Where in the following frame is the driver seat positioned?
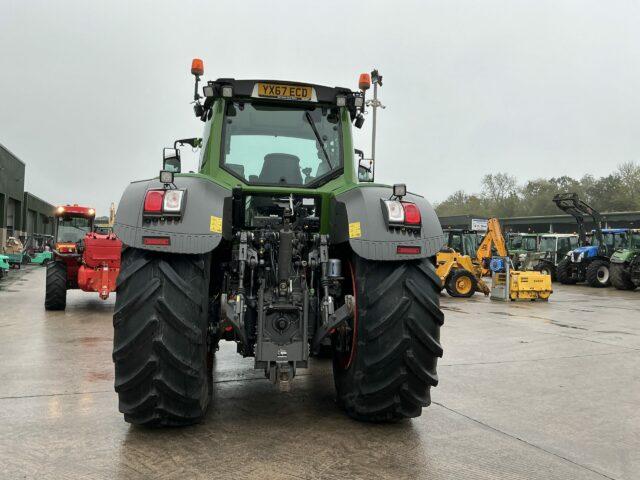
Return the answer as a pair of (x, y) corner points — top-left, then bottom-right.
(258, 154), (303, 185)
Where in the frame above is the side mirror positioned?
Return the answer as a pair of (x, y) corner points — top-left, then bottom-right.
(175, 138), (202, 149)
(163, 148), (181, 173)
(355, 149), (374, 182)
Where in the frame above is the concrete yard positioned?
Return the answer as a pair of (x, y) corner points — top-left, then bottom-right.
(0, 266), (638, 480)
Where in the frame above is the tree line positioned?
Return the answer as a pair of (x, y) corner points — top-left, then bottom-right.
(435, 162), (640, 218)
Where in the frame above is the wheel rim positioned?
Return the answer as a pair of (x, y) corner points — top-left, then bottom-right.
(597, 265), (609, 283)
(335, 260), (358, 370)
(541, 267), (550, 276)
(456, 276), (473, 295)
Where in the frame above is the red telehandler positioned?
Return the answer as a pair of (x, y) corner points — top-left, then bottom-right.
(44, 205), (122, 310)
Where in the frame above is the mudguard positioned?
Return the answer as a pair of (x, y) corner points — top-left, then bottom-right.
(114, 176), (232, 253)
(331, 186), (445, 261)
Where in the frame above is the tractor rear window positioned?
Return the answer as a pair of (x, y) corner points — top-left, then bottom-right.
(221, 102), (342, 187)
(592, 233), (615, 248)
(56, 216), (92, 243)
(539, 237), (556, 252)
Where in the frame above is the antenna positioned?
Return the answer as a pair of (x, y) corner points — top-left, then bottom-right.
(366, 69), (385, 164)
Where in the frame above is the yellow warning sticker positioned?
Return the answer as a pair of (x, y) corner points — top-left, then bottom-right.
(348, 222), (362, 239)
(210, 215), (222, 233)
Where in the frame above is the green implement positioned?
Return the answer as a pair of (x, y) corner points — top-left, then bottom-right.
(0, 255), (9, 278)
(28, 251), (53, 265)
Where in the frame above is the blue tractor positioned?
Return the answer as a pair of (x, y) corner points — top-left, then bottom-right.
(553, 193), (628, 287)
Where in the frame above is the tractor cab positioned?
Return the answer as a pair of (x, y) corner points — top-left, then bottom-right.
(444, 229), (480, 257)
(54, 205), (96, 252)
(610, 229), (640, 290)
(507, 233), (539, 255)
(590, 228), (629, 256)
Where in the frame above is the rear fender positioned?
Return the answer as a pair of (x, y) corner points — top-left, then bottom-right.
(331, 186), (445, 261)
(114, 176), (232, 253)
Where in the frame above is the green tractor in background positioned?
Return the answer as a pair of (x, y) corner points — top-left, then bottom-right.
(610, 229), (640, 290)
(111, 61), (446, 426)
(506, 232), (540, 270)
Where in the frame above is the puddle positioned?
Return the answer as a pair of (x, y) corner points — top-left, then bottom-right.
(490, 311), (516, 317)
(86, 371), (113, 382)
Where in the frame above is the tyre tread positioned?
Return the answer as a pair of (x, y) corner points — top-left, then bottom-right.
(44, 261), (67, 311)
(334, 257), (443, 422)
(113, 249), (210, 427)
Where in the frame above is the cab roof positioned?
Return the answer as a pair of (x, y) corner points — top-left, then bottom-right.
(599, 228), (628, 234)
(540, 233), (578, 238)
(204, 78), (356, 105)
(55, 205), (95, 217)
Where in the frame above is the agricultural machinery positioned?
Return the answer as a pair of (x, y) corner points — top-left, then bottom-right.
(111, 61), (445, 426)
(553, 193), (628, 287)
(0, 254), (8, 278)
(44, 205), (122, 310)
(610, 229), (640, 290)
(437, 229), (489, 297)
(519, 233), (579, 280)
(22, 234), (54, 265)
(2, 237), (27, 268)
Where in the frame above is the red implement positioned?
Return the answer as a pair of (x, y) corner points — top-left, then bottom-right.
(77, 232), (122, 299)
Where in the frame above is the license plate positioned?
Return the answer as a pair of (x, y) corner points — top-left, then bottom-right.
(256, 83), (313, 101)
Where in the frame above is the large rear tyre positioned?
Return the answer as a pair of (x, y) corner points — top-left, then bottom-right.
(586, 259), (610, 288)
(610, 263), (636, 291)
(332, 256), (444, 422)
(445, 269), (477, 298)
(556, 257), (576, 285)
(44, 261), (67, 310)
(113, 248), (211, 427)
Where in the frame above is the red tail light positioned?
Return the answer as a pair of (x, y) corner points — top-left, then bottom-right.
(402, 202), (421, 226)
(143, 236), (170, 246)
(144, 190), (165, 212)
(397, 246), (421, 255)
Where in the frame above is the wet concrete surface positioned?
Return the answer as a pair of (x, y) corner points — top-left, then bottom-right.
(0, 266), (638, 479)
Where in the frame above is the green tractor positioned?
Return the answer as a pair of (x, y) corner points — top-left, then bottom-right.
(112, 61), (446, 426)
(506, 232), (540, 269)
(610, 229), (640, 290)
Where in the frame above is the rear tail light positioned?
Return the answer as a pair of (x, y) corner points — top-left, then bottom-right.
(144, 189), (185, 215)
(382, 200), (405, 224)
(143, 236), (171, 246)
(144, 190), (165, 212)
(163, 190), (184, 212)
(402, 202), (421, 226)
(381, 200), (421, 228)
(397, 246), (421, 254)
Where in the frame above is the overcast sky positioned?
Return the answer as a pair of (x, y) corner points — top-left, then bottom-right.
(2, 0), (639, 215)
